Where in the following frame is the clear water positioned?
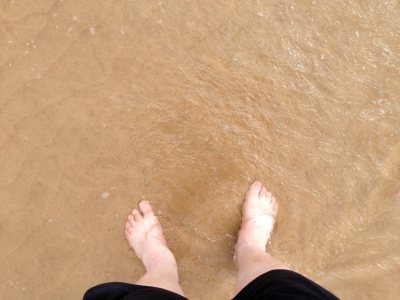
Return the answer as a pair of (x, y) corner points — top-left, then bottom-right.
(0, 1), (399, 299)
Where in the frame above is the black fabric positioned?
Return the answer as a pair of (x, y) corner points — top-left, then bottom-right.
(83, 270), (339, 300)
(83, 282), (188, 300)
(232, 269), (339, 300)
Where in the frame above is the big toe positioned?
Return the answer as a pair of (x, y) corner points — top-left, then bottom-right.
(246, 181), (262, 201)
(139, 200), (154, 216)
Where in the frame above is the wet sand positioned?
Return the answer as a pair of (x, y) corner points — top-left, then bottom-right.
(0, 1), (399, 299)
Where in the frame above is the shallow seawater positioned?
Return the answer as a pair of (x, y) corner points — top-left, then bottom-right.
(0, 1), (399, 299)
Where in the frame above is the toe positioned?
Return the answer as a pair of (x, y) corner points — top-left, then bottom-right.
(139, 200), (154, 216)
(259, 185), (267, 198)
(272, 197), (278, 215)
(128, 215), (135, 226)
(125, 223), (132, 235)
(252, 180), (262, 186)
(265, 192), (272, 202)
(246, 181), (262, 199)
(132, 209), (142, 221)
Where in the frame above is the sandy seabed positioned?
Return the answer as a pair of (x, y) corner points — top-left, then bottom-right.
(1, 1), (399, 299)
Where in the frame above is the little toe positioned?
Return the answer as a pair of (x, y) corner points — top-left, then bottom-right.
(139, 200), (154, 216)
(132, 209), (142, 221)
(125, 223), (132, 235)
(272, 197), (278, 215)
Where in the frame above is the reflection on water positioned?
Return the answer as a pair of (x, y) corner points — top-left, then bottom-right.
(0, 1), (399, 299)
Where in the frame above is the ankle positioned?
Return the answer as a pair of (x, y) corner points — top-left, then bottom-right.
(145, 255), (179, 273)
(235, 235), (268, 255)
(237, 219), (272, 244)
(143, 251), (178, 276)
(235, 245), (268, 266)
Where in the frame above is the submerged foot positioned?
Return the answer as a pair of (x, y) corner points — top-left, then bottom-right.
(125, 201), (177, 273)
(235, 181), (278, 264)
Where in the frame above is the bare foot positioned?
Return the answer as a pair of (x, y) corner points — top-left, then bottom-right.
(125, 200), (177, 272)
(234, 181), (278, 264)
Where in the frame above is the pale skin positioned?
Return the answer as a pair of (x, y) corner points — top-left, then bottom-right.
(124, 181), (290, 297)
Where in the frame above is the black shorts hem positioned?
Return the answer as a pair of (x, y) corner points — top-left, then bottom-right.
(83, 281), (188, 300)
(232, 269), (339, 300)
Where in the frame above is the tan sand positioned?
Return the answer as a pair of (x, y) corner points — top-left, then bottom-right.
(0, 1), (399, 299)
